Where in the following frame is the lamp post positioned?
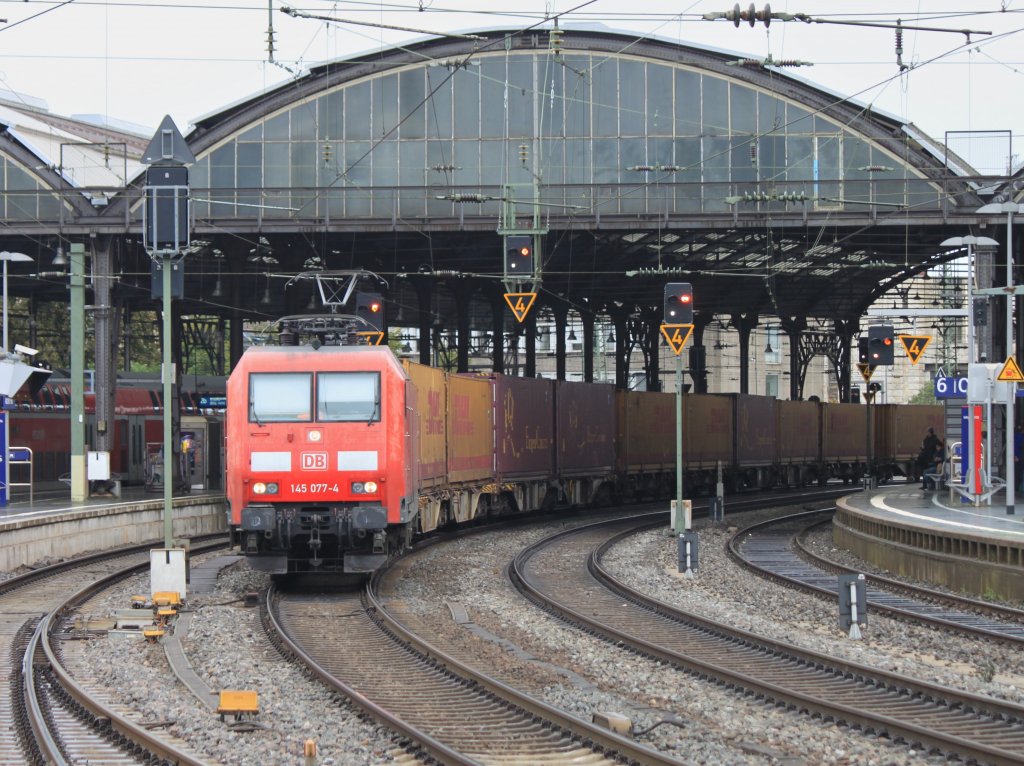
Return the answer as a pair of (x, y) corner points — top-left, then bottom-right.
(977, 202), (1023, 515)
(0, 251), (32, 352)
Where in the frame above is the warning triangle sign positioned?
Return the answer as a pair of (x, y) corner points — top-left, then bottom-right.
(997, 355), (1024, 382)
(659, 323), (694, 355)
(898, 335), (931, 365)
(504, 292), (537, 323)
(357, 331), (385, 346)
(857, 363), (876, 382)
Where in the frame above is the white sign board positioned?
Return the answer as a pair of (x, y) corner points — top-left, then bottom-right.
(968, 363), (1012, 403)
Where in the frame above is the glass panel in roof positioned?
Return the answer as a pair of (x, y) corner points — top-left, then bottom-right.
(619, 60), (644, 137)
(647, 64), (672, 137)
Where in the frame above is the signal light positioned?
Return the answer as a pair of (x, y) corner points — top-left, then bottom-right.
(355, 291), (385, 332)
(867, 325), (895, 365)
(504, 235), (534, 278)
(663, 282), (694, 324)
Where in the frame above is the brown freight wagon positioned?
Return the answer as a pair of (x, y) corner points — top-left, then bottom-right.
(777, 400), (822, 485)
(821, 402), (869, 482)
(556, 380), (616, 505)
(733, 394), (778, 488)
(615, 390), (675, 499)
(874, 403), (944, 480)
(683, 394), (734, 471)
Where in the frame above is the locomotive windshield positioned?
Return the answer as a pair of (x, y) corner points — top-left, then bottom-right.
(249, 372), (313, 422)
(317, 372), (380, 422)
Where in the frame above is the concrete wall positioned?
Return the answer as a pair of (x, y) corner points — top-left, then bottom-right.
(0, 496), (227, 572)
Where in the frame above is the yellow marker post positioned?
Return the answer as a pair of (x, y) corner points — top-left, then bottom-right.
(857, 363), (876, 382)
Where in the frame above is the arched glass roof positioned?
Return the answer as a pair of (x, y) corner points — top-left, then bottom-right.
(187, 41), (945, 224)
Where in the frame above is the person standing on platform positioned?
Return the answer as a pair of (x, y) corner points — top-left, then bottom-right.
(919, 427), (939, 488)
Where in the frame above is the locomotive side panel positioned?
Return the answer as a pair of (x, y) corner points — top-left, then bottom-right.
(447, 374), (494, 485)
(615, 390), (675, 472)
(493, 374), (555, 481)
(555, 380), (615, 476)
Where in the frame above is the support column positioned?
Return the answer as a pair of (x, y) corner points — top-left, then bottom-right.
(490, 290), (505, 374)
(780, 317), (807, 401)
(731, 313), (759, 395)
(690, 315), (712, 394)
(455, 285), (471, 373)
(69, 243), (87, 503)
(645, 318), (661, 391)
(92, 236), (115, 454)
(415, 279), (432, 366)
(610, 309), (628, 390)
(525, 312), (537, 378)
(552, 303), (568, 381)
(582, 313), (595, 383)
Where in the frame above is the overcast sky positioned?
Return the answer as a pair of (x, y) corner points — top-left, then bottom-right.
(1, 1), (1022, 170)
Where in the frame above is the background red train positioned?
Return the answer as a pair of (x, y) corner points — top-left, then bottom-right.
(226, 345), (941, 574)
(6, 374), (225, 490)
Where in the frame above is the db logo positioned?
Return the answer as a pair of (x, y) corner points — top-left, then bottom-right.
(301, 452), (328, 470)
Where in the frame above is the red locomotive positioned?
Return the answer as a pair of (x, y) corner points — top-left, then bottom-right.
(226, 343), (942, 575)
(226, 346), (416, 573)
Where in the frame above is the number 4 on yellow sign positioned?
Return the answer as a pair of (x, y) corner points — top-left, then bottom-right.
(660, 324), (694, 355)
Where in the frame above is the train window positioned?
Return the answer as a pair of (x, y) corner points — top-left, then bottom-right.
(250, 373), (313, 422)
(316, 372), (380, 422)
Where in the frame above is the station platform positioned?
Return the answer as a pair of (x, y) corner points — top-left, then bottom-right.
(835, 483), (1024, 602)
(0, 485), (227, 573)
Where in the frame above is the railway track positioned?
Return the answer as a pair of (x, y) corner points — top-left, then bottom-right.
(728, 508), (1024, 643)
(267, 578), (682, 764)
(0, 539), (225, 766)
(510, 512), (1024, 766)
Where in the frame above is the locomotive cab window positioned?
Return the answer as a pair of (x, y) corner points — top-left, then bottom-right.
(317, 372), (380, 422)
(249, 373), (313, 422)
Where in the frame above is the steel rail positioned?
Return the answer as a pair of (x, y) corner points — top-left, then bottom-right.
(23, 536), (229, 766)
(508, 512), (1024, 766)
(728, 508), (1024, 643)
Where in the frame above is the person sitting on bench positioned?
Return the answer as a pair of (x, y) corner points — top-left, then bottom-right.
(922, 441), (946, 490)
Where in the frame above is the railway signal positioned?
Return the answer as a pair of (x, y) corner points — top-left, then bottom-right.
(355, 292), (385, 332)
(504, 235), (534, 278)
(867, 325), (894, 365)
(663, 282), (693, 324)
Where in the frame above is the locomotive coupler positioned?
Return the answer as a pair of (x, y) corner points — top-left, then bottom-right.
(308, 525), (322, 567)
(372, 530), (386, 555)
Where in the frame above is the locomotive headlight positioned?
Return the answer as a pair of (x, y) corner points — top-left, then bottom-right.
(253, 482), (267, 494)
(308, 429), (322, 442)
(362, 481), (378, 494)
(352, 482), (364, 494)
(266, 482), (279, 494)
